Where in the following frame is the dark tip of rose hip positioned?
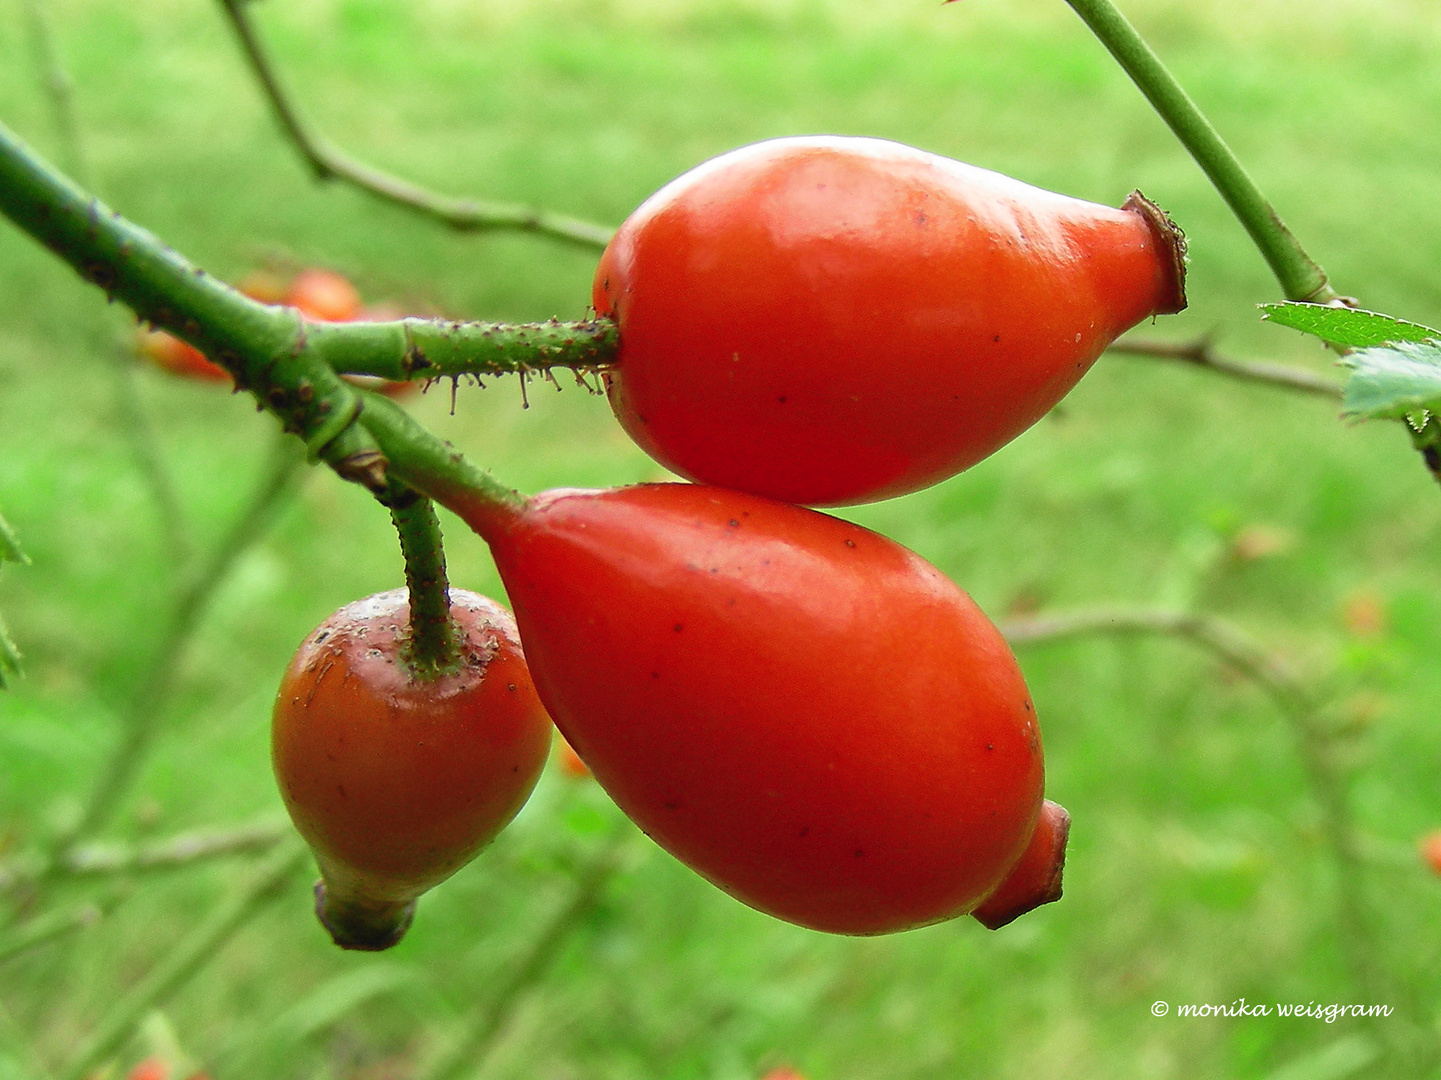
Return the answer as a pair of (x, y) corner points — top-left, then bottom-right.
(313, 879), (416, 951)
(970, 800), (1071, 931)
(1122, 190), (1188, 316)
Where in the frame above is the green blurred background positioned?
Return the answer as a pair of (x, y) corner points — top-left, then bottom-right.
(2, 0), (1441, 1076)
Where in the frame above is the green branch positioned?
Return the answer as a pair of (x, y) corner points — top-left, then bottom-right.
(214, 0), (614, 250)
(0, 899), (104, 967)
(0, 819), (289, 893)
(0, 121), (615, 476)
(1058, 0), (1339, 304)
(0, 116), (608, 532)
(306, 316), (615, 383)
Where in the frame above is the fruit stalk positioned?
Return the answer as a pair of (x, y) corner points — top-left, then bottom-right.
(1059, 0), (1338, 303)
(384, 485), (461, 677)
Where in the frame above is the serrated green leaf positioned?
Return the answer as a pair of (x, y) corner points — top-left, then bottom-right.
(1260, 302), (1441, 348)
(1340, 340), (1441, 420)
(0, 512), (25, 565)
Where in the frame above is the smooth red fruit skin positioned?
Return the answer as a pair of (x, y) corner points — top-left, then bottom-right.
(970, 799), (1069, 928)
(485, 484), (1045, 935)
(594, 136), (1185, 506)
(272, 590), (552, 914)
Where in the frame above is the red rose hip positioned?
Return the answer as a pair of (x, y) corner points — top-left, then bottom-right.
(595, 136), (1185, 505)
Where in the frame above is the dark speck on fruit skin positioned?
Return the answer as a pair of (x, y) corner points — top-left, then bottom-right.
(673, 623), (684, 633)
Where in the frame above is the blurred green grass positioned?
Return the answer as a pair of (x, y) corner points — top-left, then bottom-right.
(2, 0), (1441, 1077)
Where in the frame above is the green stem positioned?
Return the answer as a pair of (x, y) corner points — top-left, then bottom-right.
(387, 488), (461, 677)
(0, 119), (616, 471)
(356, 392), (530, 541)
(1060, 0), (1338, 304)
(55, 842), (307, 1080)
(306, 316), (616, 383)
(214, 0), (614, 249)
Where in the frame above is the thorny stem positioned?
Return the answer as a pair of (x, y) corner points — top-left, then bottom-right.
(1000, 609), (1399, 1052)
(1107, 337), (1343, 400)
(214, 0), (614, 250)
(20, 4), (198, 566)
(55, 841), (307, 1080)
(421, 830), (632, 1080)
(1056, 0), (1339, 304)
(386, 488), (461, 677)
(57, 436), (306, 853)
(0, 119), (614, 498)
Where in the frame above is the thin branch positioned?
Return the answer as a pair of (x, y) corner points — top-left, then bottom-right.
(0, 900), (104, 966)
(58, 437), (306, 851)
(55, 842), (307, 1080)
(420, 831), (632, 1080)
(213, 0), (613, 250)
(0, 819), (288, 893)
(1108, 337), (1343, 400)
(18, 0), (89, 187)
(1000, 608), (1391, 1014)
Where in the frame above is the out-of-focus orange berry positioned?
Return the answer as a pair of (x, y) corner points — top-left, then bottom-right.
(125, 1058), (168, 1080)
(1230, 523), (1295, 562)
(135, 326), (229, 383)
(236, 270), (291, 305)
(286, 268), (363, 322)
(1418, 831), (1441, 875)
(1341, 589), (1387, 638)
(556, 735), (591, 780)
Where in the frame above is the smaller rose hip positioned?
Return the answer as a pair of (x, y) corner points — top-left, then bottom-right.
(272, 589), (552, 949)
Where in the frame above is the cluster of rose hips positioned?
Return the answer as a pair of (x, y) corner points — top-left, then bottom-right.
(270, 136), (1187, 949)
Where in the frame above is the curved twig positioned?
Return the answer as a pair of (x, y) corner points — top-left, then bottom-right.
(420, 829), (632, 1080)
(55, 842), (307, 1080)
(1108, 337), (1343, 400)
(214, 0), (613, 250)
(1001, 608), (1390, 1013)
